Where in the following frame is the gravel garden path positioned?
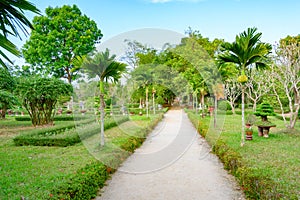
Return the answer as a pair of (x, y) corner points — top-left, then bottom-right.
(96, 109), (245, 200)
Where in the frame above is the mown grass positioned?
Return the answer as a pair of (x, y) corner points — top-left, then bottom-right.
(187, 110), (300, 199)
(0, 113), (164, 200)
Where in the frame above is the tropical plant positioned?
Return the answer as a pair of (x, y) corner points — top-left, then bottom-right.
(82, 49), (127, 146)
(0, 0), (40, 68)
(15, 76), (73, 126)
(218, 27), (272, 146)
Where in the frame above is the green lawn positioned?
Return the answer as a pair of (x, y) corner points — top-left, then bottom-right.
(187, 110), (300, 199)
(0, 114), (162, 200)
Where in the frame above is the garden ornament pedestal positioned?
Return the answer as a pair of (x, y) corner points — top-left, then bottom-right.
(257, 125), (276, 138)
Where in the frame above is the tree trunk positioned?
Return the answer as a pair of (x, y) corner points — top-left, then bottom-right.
(1, 105), (7, 119)
(195, 92), (198, 115)
(253, 101), (257, 112)
(261, 116), (268, 121)
(201, 94), (205, 118)
(192, 93), (195, 110)
(230, 102), (235, 115)
(290, 103), (300, 129)
(152, 92), (155, 114)
(241, 86), (245, 146)
(99, 81), (105, 147)
(146, 87), (149, 117)
(214, 95), (217, 128)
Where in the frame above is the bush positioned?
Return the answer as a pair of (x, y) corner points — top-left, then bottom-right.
(226, 110), (233, 115)
(15, 115), (88, 121)
(50, 161), (110, 200)
(13, 117), (129, 147)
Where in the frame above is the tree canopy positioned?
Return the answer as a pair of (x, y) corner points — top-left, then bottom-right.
(22, 4), (102, 83)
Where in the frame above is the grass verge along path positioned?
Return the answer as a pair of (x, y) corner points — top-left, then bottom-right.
(186, 109), (300, 200)
(0, 113), (164, 199)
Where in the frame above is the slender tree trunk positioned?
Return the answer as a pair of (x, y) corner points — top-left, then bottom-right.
(290, 103), (300, 129)
(152, 92), (155, 114)
(146, 87), (149, 117)
(99, 81), (105, 147)
(253, 101), (257, 112)
(214, 95), (217, 128)
(110, 97), (113, 115)
(192, 93), (195, 110)
(201, 94), (205, 118)
(241, 86), (245, 146)
(195, 92), (198, 115)
(230, 102), (235, 115)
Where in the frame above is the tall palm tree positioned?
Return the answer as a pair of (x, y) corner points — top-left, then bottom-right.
(83, 49), (127, 146)
(218, 27), (272, 146)
(0, 0), (40, 67)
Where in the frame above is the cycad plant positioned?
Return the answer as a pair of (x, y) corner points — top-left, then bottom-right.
(83, 49), (127, 146)
(218, 27), (272, 146)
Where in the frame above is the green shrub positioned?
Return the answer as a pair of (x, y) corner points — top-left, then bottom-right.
(15, 115), (88, 121)
(13, 117), (129, 147)
(226, 110), (233, 115)
(50, 161), (109, 200)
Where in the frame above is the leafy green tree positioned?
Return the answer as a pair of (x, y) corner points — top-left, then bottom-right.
(0, 68), (18, 119)
(171, 33), (221, 122)
(22, 5), (102, 83)
(218, 27), (272, 146)
(16, 76), (73, 126)
(0, 0), (40, 68)
(82, 49), (127, 146)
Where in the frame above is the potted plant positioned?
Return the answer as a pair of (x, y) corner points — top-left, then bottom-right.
(245, 126), (253, 140)
(254, 101), (276, 138)
(245, 114), (256, 140)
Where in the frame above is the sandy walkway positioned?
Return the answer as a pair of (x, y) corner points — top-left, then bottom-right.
(96, 109), (245, 200)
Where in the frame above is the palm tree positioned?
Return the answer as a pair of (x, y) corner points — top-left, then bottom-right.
(83, 49), (127, 146)
(0, 0), (40, 67)
(218, 27), (272, 146)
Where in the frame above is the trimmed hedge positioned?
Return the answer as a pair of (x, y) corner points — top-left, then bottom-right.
(185, 110), (285, 200)
(50, 161), (110, 200)
(50, 113), (165, 199)
(15, 115), (89, 121)
(13, 117), (129, 147)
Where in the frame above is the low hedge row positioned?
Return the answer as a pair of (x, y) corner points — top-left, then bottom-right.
(50, 161), (110, 200)
(185, 110), (284, 200)
(50, 112), (166, 199)
(15, 115), (89, 121)
(13, 117), (129, 147)
(275, 112), (300, 120)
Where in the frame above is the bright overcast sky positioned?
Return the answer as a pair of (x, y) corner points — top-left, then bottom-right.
(9, 0), (300, 64)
